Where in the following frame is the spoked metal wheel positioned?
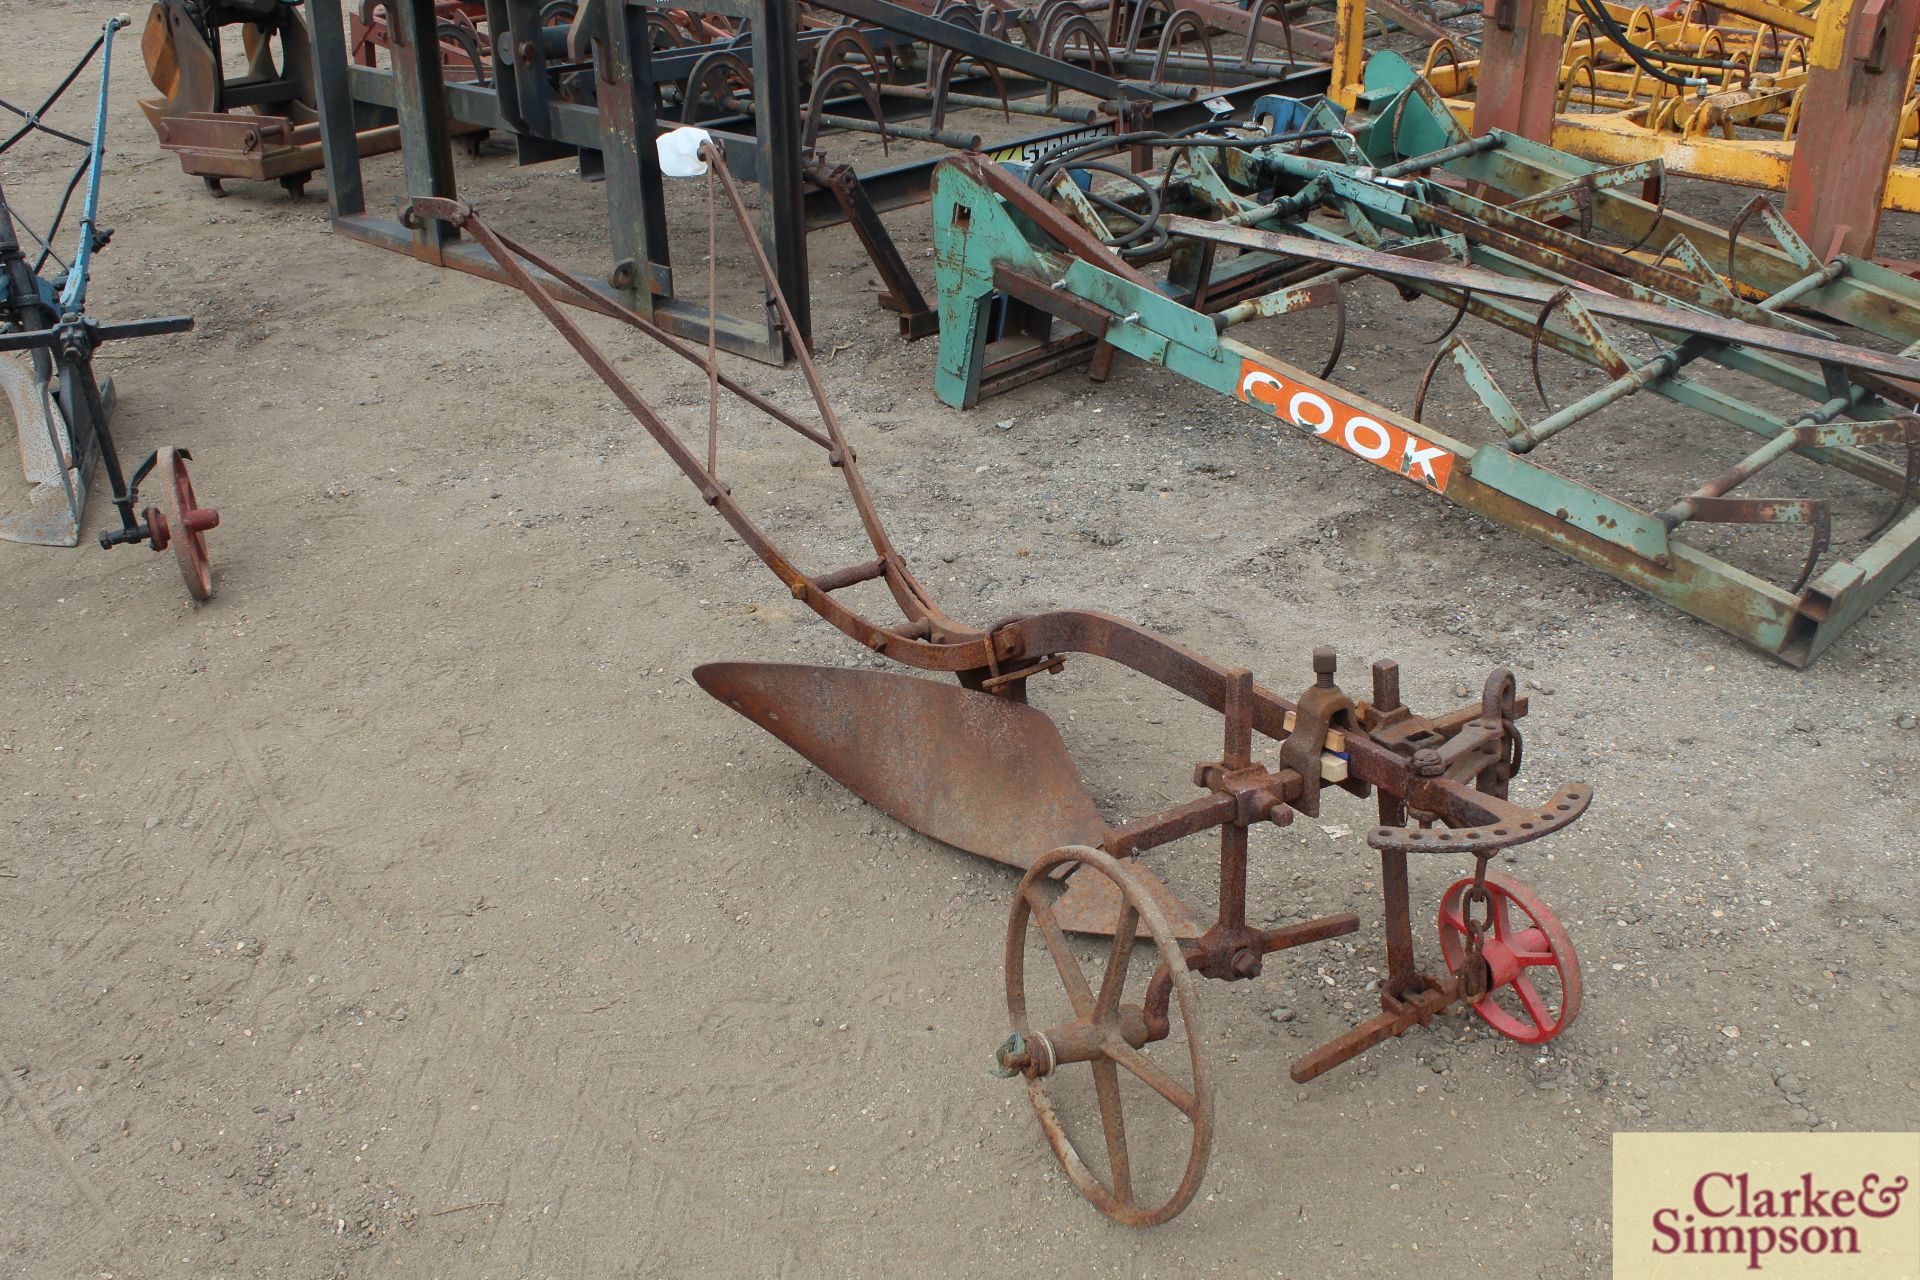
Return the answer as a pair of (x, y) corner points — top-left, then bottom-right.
(1002, 845), (1213, 1226)
(1437, 871), (1582, 1045)
(146, 445), (218, 601)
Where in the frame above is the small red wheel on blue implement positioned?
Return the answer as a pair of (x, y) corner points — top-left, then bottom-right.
(146, 445), (219, 601)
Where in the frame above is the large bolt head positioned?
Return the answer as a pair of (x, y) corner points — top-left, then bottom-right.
(1312, 646), (1338, 687)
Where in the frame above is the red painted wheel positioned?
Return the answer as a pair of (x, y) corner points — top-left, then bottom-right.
(151, 446), (218, 601)
(1437, 872), (1581, 1045)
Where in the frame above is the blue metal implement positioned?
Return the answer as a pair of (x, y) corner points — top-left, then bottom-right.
(1, 20), (208, 595)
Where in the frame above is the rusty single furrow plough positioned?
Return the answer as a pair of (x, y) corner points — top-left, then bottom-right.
(405, 139), (1591, 1226)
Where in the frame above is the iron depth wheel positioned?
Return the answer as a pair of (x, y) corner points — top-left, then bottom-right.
(151, 446), (218, 600)
(1437, 871), (1582, 1045)
(1003, 845), (1214, 1227)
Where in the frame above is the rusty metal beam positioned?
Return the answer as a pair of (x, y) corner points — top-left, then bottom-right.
(1783, 0), (1920, 259)
(1471, 0), (1567, 138)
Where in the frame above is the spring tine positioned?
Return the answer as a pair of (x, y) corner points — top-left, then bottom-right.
(1317, 282), (1347, 380)
(1043, 15), (1114, 104)
(810, 21), (875, 82)
(1530, 286), (1572, 411)
(1152, 13), (1217, 89)
(1388, 88), (1415, 163)
(1412, 335), (1458, 424)
(1862, 418), (1920, 541)
(806, 65), (889, 155)
(1682, 495), (1835, 595)
(1791, 501), (1832, 594)
(1149, 14), (1176, 83)
(1123, 0), (1156, 53)
(1621, 179), (1669, 254)
(928, 47), (955, 129)
(1725, 192), (1774, 281)
(1423, 286), (1471, 345)
(983, 57), (1012, 123)
(683, 50), (752, 125)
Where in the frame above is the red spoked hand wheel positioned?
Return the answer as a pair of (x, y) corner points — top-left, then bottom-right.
(1437, 872), (1582, 1045)
(144, 446), (219, 601)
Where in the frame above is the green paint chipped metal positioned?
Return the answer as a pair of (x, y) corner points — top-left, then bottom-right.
(928, 60), (1920, 665)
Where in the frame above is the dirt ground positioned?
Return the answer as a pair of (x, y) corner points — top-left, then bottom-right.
(4, 4), (1919, 1277)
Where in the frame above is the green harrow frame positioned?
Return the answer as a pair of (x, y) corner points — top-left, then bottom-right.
(930, 54), (1920, 666)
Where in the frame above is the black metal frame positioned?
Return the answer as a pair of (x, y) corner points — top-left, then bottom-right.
(306, 0), (1329, 363)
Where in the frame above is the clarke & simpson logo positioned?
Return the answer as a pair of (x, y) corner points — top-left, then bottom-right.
(1652, 1170), (1908, 1269)
(1614, 1133), (1920, 1279)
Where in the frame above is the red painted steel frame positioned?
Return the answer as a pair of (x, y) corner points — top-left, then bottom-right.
(1470, 0), (1566, 139)
(1784, 0), (1920, 259)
